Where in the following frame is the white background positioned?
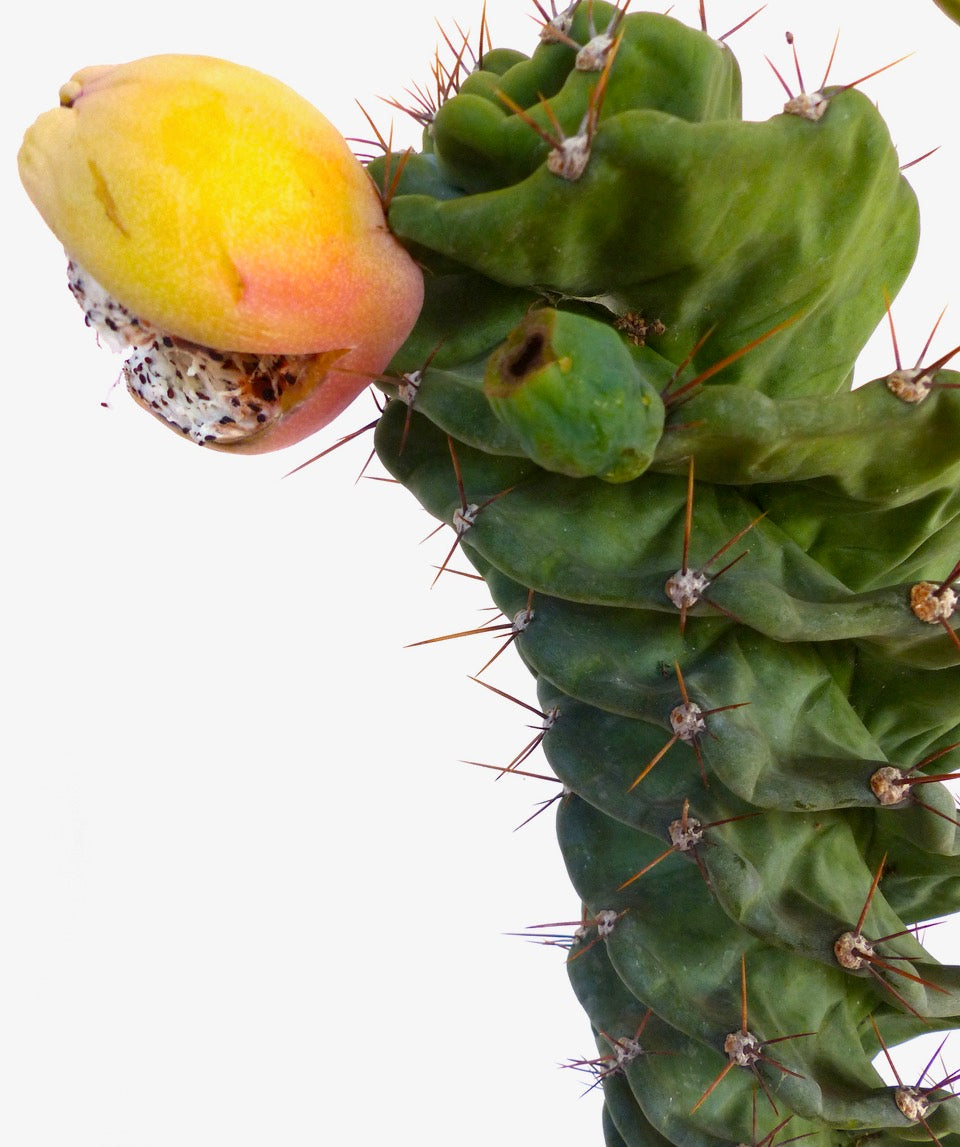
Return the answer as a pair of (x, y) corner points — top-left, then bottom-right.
(3, 1), (959, 1144)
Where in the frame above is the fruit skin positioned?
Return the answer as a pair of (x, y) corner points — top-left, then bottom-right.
(18, 54), (424, 450)
(366, 5), (960, 1146)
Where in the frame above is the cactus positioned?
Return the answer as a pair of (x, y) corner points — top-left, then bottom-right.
(367, 4), (960, 1144)
(14, 2), (960, 1145)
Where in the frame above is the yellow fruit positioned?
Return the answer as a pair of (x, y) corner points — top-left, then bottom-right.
(19, 54), (424, 450)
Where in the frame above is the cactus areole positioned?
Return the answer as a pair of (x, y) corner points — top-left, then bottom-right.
(19, 4), (960, 1147)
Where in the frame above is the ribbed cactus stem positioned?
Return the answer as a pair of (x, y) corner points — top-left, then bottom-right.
(363, 4), (960, 1144)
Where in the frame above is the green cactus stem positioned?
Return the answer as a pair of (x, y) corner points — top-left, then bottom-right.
(362, 4), (960, 1145)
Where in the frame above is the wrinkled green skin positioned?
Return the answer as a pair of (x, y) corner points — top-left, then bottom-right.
(368, 7), (960, 1146)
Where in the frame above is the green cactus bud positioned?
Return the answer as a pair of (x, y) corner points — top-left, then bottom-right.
(483, 307), (667, 482)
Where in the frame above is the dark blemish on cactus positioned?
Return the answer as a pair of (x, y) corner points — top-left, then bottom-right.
(507, 332), (547, 378)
